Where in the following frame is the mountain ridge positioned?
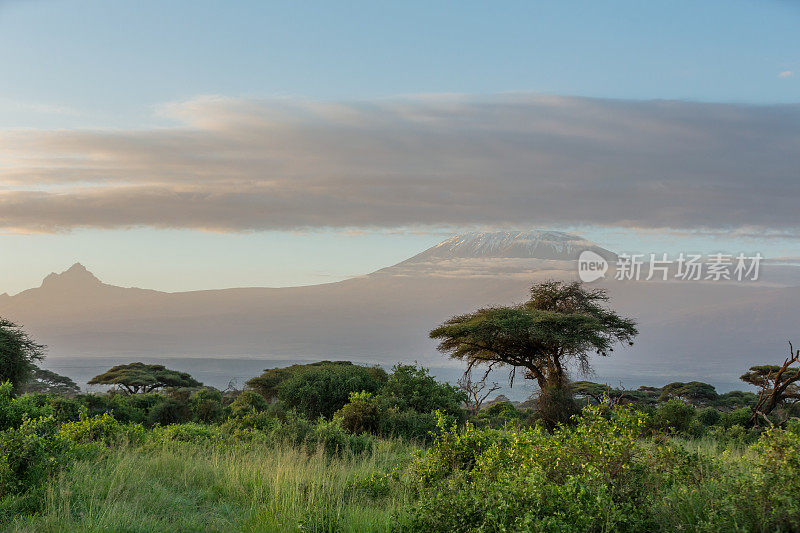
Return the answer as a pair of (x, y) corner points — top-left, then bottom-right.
(6, 230), (605, 296)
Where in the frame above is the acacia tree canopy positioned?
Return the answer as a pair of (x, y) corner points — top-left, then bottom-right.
(740, 365), (800, 397)
(88, 362), (201, 394)
(0, 318), (46, 394)
(429, 280), (638, 390)
(741, 357), (800, 424)
(22, 366), (81, 396)
(659, 381), (719, 405)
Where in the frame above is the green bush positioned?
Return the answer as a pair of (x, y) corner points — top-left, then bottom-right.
(75, 393), (147, 424)
(336, 391), (382, 434)
(651, 398), (696, 434)
(402, 405), (800, 532)
(276, 363), (386, 420)
(0, 416), (72, 498)
(223, 408), (285, 434)
(405, 407), (655, 531)
(335, 390), (451, 442)
(229, 390), (270, 418)
(0, 385), (53, 430)
(48, 396), (85, 423)
(719, 406), (752, 428)
(146, 397), (192, 426)
(696, 406), (721, 426)
(189, 388), (223, 423)
(310, 418), (374, 456)
(379, 364), (465, 419)
(59, 412), (145, 448)
(377, 408), (441, 442)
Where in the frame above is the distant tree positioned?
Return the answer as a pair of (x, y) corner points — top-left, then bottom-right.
(714, 390), (758, 410)
(741, 342), (800, 425)
(572, 381), (638, 407)
(0, 318), (46, 394)
(22, 366), (80, 396)
(430, 281), (638, 392)
(659, 381), (719, 406)
(88, 362), (201, 394)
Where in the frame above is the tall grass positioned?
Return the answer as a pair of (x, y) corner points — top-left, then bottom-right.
(9, 438), (415, 532)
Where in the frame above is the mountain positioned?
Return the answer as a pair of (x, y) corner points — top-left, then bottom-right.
(40, 263), (102, 290)
(403, 230), (615, 262)
(0, 230), (797, 393)
(378, 230), (612, 278)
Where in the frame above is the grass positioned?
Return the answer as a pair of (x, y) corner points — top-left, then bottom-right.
(4, 410), (799, 532)
(8, 439), (415, 532)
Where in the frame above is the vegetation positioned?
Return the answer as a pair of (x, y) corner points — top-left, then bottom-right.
(430, 281), (637, 425)
(742, 342), (800, 425)
(430, 281), (638, 391)
(1, 284), (800, 531)
(0, 319), (45, 394)
(247, 361), (387, 419)
(87, 362), (202, 394)
(21, 366), (80, 396)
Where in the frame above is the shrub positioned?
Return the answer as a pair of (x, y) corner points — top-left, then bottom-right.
(719, 406), (752, 429)
(0, 416), (72, 498)
(747, 425), (800, 528)
(335, 391), (449, 442)
(0, 386), (53, 430)
(335, 391), (381, 434)
(59, 412), (145, 448)
(651, 398), (696, 434)
(276, 363), (387, 420)
(404, 406), (655, 531)
(476, 401), (528, 429)
(247, 361), (387, 403)
(696, 406), (721, 426)
(49, 396), (85, 423)
(308, 418), (374, 456)
(379, 364), (465, 419)
(229, 390), (270, 417)
(189, 388), (223, 423)
(75, 393), (147, 424)
(146, 397), (191, 426)
(223, 409), (285, 433)
(377, 408), (441, 442)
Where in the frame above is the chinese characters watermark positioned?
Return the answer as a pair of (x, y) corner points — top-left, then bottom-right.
(578, 250), (762, 283)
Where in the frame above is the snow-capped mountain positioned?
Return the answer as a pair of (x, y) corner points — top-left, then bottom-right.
(404, 230), (616, 262)
(376, 230), (614, 278)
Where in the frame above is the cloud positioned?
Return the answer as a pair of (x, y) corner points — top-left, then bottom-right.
(0, 94), (799, 233)
(779, 70), (795, 78)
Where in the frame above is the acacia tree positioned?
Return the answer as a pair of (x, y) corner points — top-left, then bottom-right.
(741, 342), (800, 425)
(88, 362), (201, 394)
(658, 381), (719, 406)
(22, 366), (81, 396)
(573, 381), (630, 406)
(430, 280), (638, 392)
(0, 318), (46, 394)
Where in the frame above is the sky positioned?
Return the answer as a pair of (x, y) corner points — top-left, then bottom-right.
(1, 0), (798, 294)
